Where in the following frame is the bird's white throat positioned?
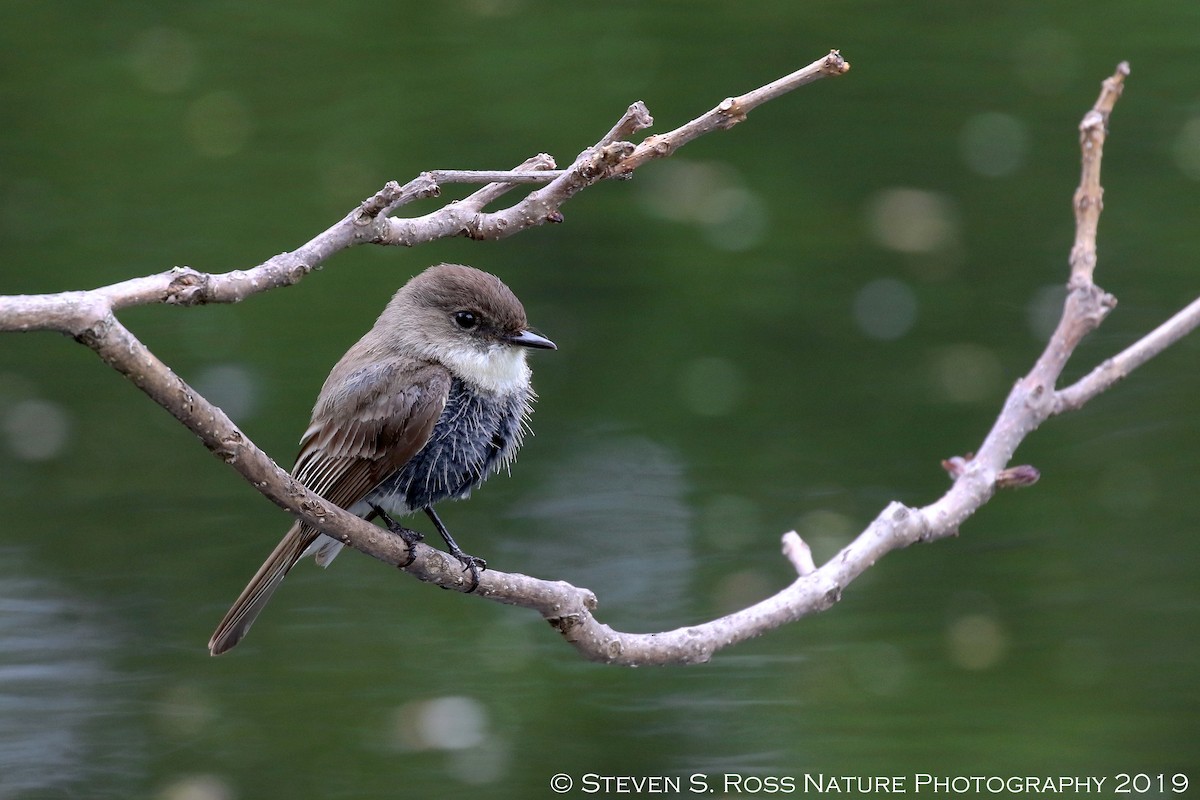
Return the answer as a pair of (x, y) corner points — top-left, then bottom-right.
(440, 342), (531, 394)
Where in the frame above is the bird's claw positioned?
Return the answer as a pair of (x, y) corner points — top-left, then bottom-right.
(370, 504), (424, 567)
(452, 552), (486, 593)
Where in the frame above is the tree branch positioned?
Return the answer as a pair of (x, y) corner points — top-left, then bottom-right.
(1, 58), (1193, 666)
(0, 50), (849, 331)
(1054, 294), (1200, 413)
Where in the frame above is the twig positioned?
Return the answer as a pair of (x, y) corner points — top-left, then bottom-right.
(378, 51), (850, 244)
(1069, 63), (1129, 287)
(613, 50), (851, 175)
(1054, 294), (1200, 413)
(426, 168), (567, 184)
(781, 532), (817, 577)
(457, 154), (560, 213)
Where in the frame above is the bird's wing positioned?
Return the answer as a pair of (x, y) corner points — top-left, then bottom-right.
(207, 362), (451, 655)
(293, 361), (452, 513)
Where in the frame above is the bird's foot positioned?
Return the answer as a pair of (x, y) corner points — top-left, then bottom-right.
(370, 504), (424, 567)
(449, 550), (486, 593)
(422, 506), (486, 593)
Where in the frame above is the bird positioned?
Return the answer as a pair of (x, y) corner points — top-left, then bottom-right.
(208, 263), (556, 655)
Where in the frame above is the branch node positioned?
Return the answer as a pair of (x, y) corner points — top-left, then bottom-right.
(573, 142), (636, 182)
(641, 134), (674, 159)
(598, 101), (654, 146)
(358, 180), (405, 220)
(290, 263), (311, 283)
(519, 153), (559, 174)
(716, 97), (747, 127)
(72, 310), (114, 348)
(548, 613), (586, 635)
(603, 637), (624, 662)
(823, 49), (851, 75)
(941, 453), (975, 480)
(368, 176), (442, 223)
(165, 267), (210, 306)
(599, 141), (636, 165)
(581, 588), (598, 611)
(626, 101), (653, 130)
(216, 431), (245, 464)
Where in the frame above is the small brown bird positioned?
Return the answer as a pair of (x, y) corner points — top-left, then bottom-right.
(208, 263), (555, 655)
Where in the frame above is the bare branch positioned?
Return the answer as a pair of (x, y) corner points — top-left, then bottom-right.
(614, 50), (851, 175)
(378, 50), (851, 245)
(533, 59), (1189, 666)
(1054, 294), (1200, 413)
(1069, 62), (1129, 288)
(457, 154), (560, 213)
(427, 167), (566, 185)
(2, 57), (1196, 667)
(781, 532), (817, 577)
(598, 101), (654, 147)
(0, 51), (854, 664)
(0, 50), (850, 334)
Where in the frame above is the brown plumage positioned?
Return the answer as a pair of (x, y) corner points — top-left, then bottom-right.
(208, 264), (555, 655)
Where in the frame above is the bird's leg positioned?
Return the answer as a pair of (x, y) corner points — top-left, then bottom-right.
(423, 506), (486, 592)
(368, 504), (424, 567)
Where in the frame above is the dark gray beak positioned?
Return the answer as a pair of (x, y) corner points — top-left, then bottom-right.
(508, 328), (557, 350)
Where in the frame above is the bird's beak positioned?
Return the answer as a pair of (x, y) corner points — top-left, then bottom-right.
(508, 328), (557, 350)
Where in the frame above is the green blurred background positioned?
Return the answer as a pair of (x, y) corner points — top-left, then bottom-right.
(2, 2), (1198, 798)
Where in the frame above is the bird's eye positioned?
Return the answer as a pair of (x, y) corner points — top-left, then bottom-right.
(453, 310), (478, 330)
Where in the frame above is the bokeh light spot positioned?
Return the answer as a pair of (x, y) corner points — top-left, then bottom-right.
(853, 278), (917, 340)
(638, 160), (768, 251)
(391, 696), (488, 752)
(960, 112), (1029, 177)
(700, 186), (769, 252)
(945, 612), (1007, 670)
(3, 398), (71, 462)
(1171, 117), (1200, 181)
(192, 363), (259, 422)
(1026, 283), (1066, 341)
(128, 27), (198, 94)
(155, 775), (233, 800)
(928, 343), (1004, 403)
(867, 188), (958, 255)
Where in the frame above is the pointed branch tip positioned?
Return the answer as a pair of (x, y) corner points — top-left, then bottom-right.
(782, 531), (817, 576)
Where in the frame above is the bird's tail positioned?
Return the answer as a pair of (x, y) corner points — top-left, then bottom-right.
(208, 522), (317, 655)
